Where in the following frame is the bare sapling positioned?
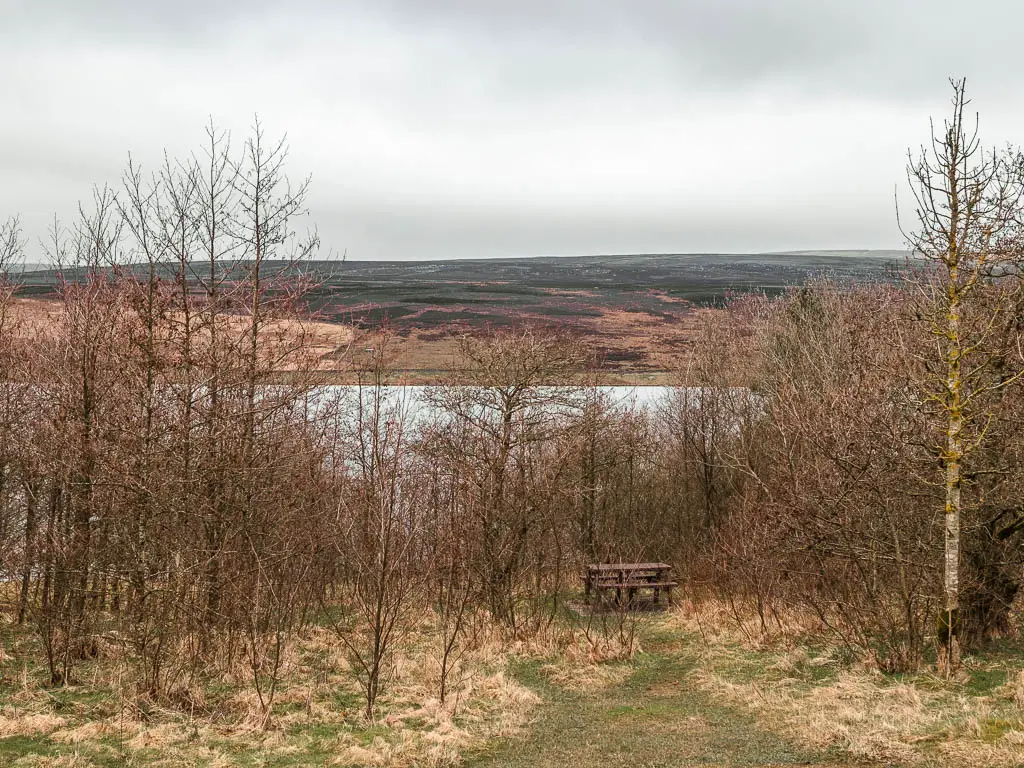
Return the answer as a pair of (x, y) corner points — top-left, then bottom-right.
(417, 450), (474, 705)
(328, 338), (424, 719)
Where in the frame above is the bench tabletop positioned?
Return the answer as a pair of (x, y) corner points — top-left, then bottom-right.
(586, 562), (671, 571)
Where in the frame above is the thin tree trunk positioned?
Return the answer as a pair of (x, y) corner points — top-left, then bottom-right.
(940, 285), (963, 675)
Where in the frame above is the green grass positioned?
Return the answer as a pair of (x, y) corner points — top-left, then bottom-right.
(965, 667), (1007, 696)
(465, 629), (839, 768)
(0, 735), (133, 768)
(0, 735), (61, 761)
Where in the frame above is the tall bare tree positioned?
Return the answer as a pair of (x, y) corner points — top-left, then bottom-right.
(902, 79), (1024, 674)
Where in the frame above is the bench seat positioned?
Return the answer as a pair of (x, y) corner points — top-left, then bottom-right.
(584, 577), (678, 588)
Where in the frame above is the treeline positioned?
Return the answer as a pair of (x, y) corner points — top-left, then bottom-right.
(683, 281), (1024, 671)
(0, 123), (721, 723)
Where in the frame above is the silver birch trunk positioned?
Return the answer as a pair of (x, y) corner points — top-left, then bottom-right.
(940, 268), (963, 675)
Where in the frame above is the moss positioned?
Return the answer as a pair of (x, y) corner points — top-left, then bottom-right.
(979, 717), (1017, 743)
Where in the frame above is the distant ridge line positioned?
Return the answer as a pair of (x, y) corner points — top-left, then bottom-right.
(10, 249), (910, 274)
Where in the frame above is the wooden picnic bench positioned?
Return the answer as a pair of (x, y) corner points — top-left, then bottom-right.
(583, 562), (677, 608)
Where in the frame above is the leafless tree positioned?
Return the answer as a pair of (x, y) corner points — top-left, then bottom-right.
(427, 328), (588, 631)
(327, 340), (424, 719)
(901, 78), (1024, 674)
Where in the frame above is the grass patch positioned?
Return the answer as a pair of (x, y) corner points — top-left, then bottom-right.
(0, 735), (61, 760)
(0, 619), (540, 768)
(670, 601), (1024, 767)
(466, 621), (826, 768)
(966, 668), (1008, 696)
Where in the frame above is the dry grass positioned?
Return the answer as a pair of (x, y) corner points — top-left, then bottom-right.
(9, 754), (97, 767)
(49, 722), (115, 745)
(536, 619), (638, 693)
(20, 596), (1022, 766)
(0, 616), (544, 768)
(540, 657), (633, 694)
(672, 600), (1024, 767)
(0, 714), (66, 738)
(666, 595), (827, 648)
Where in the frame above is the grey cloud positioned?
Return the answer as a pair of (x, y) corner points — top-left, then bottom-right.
(10, 0), (1019, 97)
(3, 0), (1023, 260)
(326, 1), (1024, 101)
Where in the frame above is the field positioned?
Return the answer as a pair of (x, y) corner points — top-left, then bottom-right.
(16, 251), (905, 382)
(3, 600), (1023, 767)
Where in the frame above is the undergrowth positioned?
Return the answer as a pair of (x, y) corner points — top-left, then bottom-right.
(5, 598), (1024, 767)
(670, 598), (1024, 767)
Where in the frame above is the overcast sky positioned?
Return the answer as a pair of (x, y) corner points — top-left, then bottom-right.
(4, 0), (1024, 261)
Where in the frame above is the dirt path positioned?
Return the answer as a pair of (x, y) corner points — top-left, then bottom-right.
(464, 632), (852, 768)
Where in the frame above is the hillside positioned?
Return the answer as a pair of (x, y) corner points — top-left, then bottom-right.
(15, 251), (905, 382)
